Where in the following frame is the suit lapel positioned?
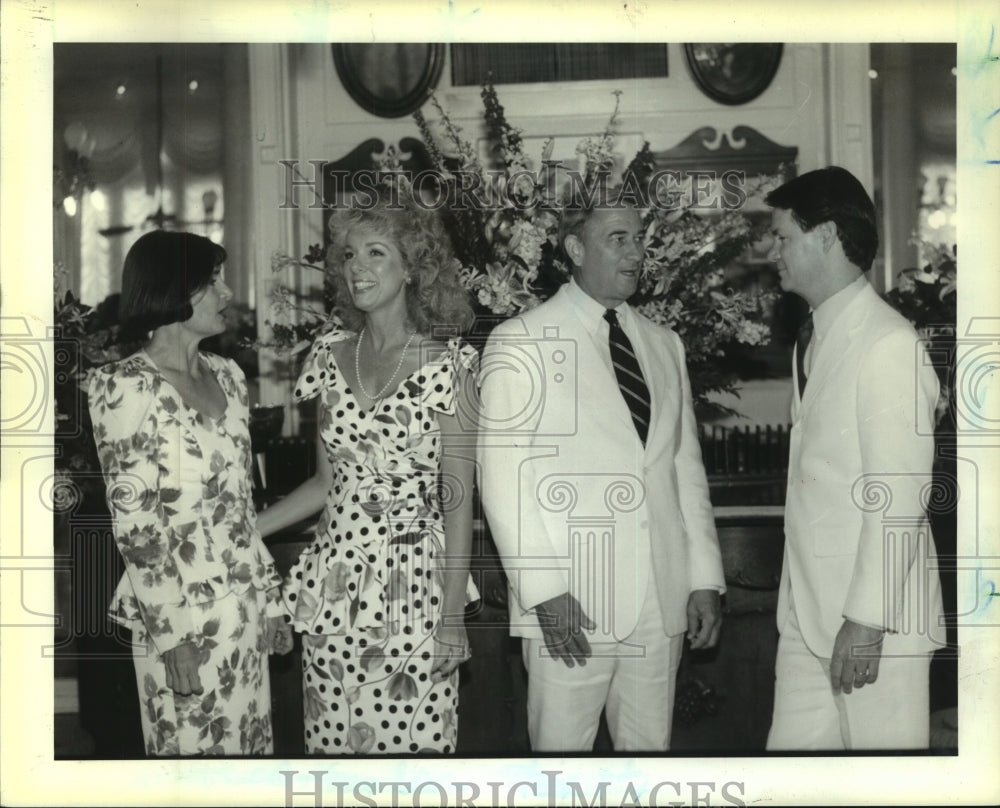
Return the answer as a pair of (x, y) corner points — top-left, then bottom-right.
(631, 315), (676, 447)
(551, 288), (636, 436)
(799, 285), (876, 412)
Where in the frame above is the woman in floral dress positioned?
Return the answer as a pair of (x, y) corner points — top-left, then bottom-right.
(89, 231), (292, 756)
(257, 188), (479, 754)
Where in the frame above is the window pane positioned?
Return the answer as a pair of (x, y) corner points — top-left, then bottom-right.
(451, 43), (668, 86)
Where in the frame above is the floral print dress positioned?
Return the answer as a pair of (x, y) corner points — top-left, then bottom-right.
(88, 351), (284, 756)
(283, 327), (479, 754)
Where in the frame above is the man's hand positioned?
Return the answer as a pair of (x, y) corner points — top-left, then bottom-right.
(163, 642), (203, 696)
(267, 616), (294, 655)
(830, 618), (884, 694)
(686, 589), (722, 650)
(534, 592), (595, 667)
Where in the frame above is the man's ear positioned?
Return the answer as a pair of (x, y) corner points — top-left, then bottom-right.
(817, 221), (839, 252)
(564, 234), (585, 267)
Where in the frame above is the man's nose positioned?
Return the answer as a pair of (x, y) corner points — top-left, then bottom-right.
(767, 240), (780, 263)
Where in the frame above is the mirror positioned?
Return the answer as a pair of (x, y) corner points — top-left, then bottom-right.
(332, 43), (445, 118)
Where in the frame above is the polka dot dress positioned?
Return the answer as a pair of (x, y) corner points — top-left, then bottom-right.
(283, 326), (479, 754)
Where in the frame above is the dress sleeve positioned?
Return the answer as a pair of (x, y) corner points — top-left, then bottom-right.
(416, 338), (480, 416)
(293, 324), (351, 402)
(88, 362), (199, 654)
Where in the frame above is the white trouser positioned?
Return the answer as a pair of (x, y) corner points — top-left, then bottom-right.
(522, 574), (684, 752)
(767, 607), (931, 750)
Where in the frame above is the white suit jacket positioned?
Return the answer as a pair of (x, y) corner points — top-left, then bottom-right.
(779, 281), (944, 657)
(478, 282), (725, 641)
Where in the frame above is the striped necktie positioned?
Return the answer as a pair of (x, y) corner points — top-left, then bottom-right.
(795, 312), (814, 398)
(604, 308), (651, 446)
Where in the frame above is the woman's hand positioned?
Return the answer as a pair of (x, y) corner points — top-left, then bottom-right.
(267, 615), (294, 655)
(163, 642), (203, 696)
(430, 624), (470, 684)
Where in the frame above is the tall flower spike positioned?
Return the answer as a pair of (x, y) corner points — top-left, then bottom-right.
(413, 107), (445, 173)
(428, 92), (482, 173)
(482, 78), (523, 166)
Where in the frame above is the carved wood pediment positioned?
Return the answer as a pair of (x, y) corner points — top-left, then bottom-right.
(651, 125), (798, 179)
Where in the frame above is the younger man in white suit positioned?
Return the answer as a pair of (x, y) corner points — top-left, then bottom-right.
(765, 166), (944, 750)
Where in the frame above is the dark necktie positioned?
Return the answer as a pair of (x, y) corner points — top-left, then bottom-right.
(795, 312), (814, 398)
(604, 308), (651, 446)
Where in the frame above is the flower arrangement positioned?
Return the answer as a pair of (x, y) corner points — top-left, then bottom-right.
(52, 266), (130, 510)
(883, 242), (957, 427)
(260, 83), (780, 413)
(410, 84), (573, 316)
(884, 242), (957, 335)
(256, 244), (334, 369)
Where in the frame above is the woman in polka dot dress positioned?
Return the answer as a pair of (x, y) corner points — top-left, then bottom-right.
(258, 188), (479, 754)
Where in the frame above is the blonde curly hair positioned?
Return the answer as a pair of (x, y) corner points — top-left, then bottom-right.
(326, 186), (474, 337)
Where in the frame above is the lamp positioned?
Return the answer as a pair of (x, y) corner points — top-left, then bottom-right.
(55, 121), (96, 215)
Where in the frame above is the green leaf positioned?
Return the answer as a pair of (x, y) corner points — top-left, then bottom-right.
(211, 503), (226, 526)
(174, 521), (197, 539)
(140, 489), (158, 511)
(203, 475), (221, 501)
(178, 540), (197, 565)
(389, 531), (424, 546)
(202, 618), (220, 637)
(387, 569), (407, 601)
(360, 645), (385, 672)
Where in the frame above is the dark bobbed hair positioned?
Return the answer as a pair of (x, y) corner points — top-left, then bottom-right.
(765, 166), (878, 272)
(326, 186), (474, 336)
(118, 230), (227, 341)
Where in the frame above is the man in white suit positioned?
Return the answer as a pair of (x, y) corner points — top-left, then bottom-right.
(478, 192), (725, 751)
(765, 167), (944, 750)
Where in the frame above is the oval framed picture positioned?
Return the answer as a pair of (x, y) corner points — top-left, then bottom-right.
(332, 43), (445, 119)
(684, 43), (784, 106)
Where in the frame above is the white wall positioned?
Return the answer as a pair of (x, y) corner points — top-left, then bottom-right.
(247, 43), (872, 425)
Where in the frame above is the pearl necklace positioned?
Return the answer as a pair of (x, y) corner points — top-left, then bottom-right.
(354, 327), (418, 401)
